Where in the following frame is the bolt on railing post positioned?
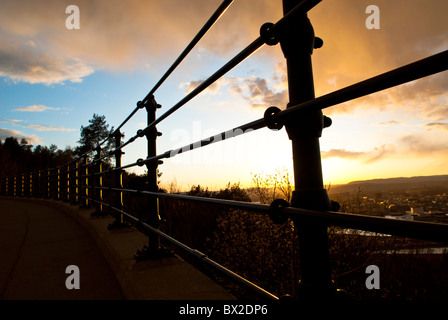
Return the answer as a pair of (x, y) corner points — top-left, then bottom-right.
(280, 0), (336, 299)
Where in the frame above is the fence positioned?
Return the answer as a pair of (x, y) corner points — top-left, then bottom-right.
(1, 0), (448, 300)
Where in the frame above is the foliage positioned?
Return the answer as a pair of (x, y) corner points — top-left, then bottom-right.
(248, 168), (293, 203)
(0, 137), (73, 176)
(186, 182), (252, 202)
(74, 113), (116, 164)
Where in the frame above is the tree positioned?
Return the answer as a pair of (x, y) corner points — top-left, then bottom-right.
(74, 114), (116, 164)
(249, 168), (293, 204)
(0, 137), (73, 176)
(215, 182), (251, 202)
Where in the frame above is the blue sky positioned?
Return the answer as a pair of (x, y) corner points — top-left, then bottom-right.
(1, 0), (448, 190)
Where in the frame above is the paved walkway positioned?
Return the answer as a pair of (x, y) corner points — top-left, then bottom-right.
(0, 197), (234, 300)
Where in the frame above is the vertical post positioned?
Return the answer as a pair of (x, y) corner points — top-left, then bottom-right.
(75, 161), (79, 203)
(47, 169), (51, 198)
(134, 97), (172, 261)
(108, 130), (127, 229)
(91, 147), (104, 216)
(81, 157), (90, 208)
(56, 167), (60, 200)
(65, 164), (70, 202)
(145, 96), (161, 252)
(14, 176), (17, 197)
(38, 171), (41, 198)
(21, 174), (24, 197)
(29, 172), (32, 198)
(280, 0), (335, 299)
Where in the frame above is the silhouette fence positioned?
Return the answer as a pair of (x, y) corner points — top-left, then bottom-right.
(1, 0), (448, 300)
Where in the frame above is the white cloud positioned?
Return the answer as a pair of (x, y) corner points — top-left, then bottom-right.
(25, 124), (76, 132)
(322, 145), (394, 164)
(0, 34), (94, 85)
(13, 105), (60, 112)
(1, 118), (24, 124)
(0, 128), (41, 144)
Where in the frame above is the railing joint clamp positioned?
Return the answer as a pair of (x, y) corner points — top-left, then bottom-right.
(269, 198), (290, 224)
(264, 106), (283, 130)
(260, 22), (279, 46)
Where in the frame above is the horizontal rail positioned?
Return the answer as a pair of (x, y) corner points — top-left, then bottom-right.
(146, 38), (265, 131)
(110, 0), (234, 139)
(143, 0), (234, 102)
(278, 50), (448, 120)
(2, 0), (447, 300)
(82, 195), (278, 300)
(103, 187), (448, 244)
(115, 0), (321, 152)
(105, 50), (448, 171)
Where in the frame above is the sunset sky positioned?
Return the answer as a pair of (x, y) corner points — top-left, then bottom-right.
(1, 0), (447, 190)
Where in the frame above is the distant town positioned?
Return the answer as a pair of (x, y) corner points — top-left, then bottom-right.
(328, 174), (448, 224)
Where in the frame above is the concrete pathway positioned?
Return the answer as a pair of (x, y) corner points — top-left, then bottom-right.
(0, 198), (124, 299)
(0, 197), (235, 300)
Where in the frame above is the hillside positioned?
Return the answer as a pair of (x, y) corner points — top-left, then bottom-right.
(328, 174), (448, 195)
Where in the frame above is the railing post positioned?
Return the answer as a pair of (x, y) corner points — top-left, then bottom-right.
(2, 177), (6, 196)
(14, 175), (17, 197)
(21, 174), (24, 197)
(69, 162), (76, 203)
(57, 167), (61, 200)
(280, 0), (337, 299)
(74, 161), (79, 203)
(135, 96), (172, 261)
(66, 163), (70, 202)
(49, 168), (54, 199)
(80, 156), (90, 208)
(91, 147), (104, 216)
(38, 171), (42, 198)
(29, 172), (32, 198)
(108, 129), (128, 229)
(46, 169), (50, 198)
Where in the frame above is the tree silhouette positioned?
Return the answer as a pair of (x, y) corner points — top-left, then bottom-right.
(74, 113), (116, 164)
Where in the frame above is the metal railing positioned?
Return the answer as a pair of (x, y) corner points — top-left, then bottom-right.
(1, 0), (448, 301)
